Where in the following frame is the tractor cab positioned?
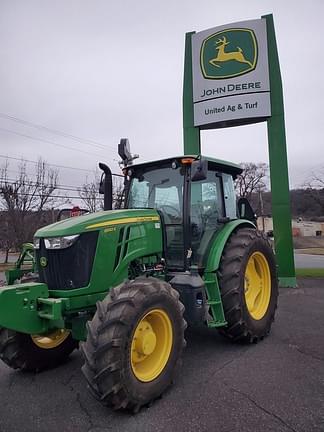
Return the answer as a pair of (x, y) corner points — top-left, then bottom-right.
(123, 155), (242, 271)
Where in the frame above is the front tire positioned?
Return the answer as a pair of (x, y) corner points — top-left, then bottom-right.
(0, 328), (78, 371)
(81, 277), (186, 412)
(218, 228), (278, 343)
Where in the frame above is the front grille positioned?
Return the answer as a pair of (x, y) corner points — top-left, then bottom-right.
(36, 231), (98, 290)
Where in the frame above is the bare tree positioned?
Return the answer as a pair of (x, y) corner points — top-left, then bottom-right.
(78, 173), (125, 212)
(0, 211), (12, 263)
(78, 173), (103, 213)
(235, 162), (268, 199)
(0, 158), (59, 257)
(113, 175), (125, 209)
(305, 167), (324, 189)
(298, 168), (324, 219)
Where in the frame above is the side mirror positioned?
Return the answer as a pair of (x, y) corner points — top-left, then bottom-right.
(191, 159), (207, 182)
(238, 197), (257, 223)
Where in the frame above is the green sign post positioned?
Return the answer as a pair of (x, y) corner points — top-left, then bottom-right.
(183, 14), (296, 287)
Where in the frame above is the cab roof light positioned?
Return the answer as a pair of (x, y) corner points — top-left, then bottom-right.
(181, 157), (195, 165)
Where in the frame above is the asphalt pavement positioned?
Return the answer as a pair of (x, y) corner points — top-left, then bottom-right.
(0, 278), (323, 432)
(294, 253), (324, 269)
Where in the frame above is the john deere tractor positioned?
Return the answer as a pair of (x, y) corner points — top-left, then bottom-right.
(0, 140), (278, 412)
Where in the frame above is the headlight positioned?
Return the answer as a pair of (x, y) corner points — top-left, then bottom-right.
(44, 235), (79, 250)
(33, 238), (40, 249)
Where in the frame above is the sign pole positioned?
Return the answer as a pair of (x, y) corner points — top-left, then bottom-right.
(263, 14), (296, 287)
(183, 32), (201, 155)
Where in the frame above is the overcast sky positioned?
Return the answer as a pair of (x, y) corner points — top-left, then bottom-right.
(1, 0), (323, 199)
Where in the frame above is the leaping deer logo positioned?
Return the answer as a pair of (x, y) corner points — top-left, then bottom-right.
(209, 36), (253, 69)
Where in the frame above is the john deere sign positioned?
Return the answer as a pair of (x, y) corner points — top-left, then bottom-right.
(192, 19), (271, 127)
(183, 14), (296, 287)
(200, 28), (258, 79)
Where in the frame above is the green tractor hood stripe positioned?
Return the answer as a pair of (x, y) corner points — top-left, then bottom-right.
(35, 209), (160, 237)
(86, 215), (160, 230)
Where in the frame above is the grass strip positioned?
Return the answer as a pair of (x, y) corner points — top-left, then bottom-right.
(296, 268), (324, 277)
(295, 248), (324, 255)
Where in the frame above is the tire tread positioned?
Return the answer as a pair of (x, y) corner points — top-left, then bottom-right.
(81, 277), (186, 412)
(218, 228), (278, 343)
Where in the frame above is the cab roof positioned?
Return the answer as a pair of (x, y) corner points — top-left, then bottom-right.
(127, 155), (242, 176)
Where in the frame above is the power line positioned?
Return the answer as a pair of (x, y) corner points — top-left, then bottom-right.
(4, 169), (91, 189)
(0, 174), (124, 192)
(0, 154), (124, 198)
(0, 154), (94, 173)
(0, 191), (104, 200)
(0, 175), (86, 191)
(0, 127), (108, 158)
(0, 178), (84, 193)
(0, 154), (124, 178)
(2, 170), (124, 192)
(0, 178), (105, 198)
(0, 112), (116, 152)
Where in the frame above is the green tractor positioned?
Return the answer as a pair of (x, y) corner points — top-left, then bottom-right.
(0, 140), (278, 412)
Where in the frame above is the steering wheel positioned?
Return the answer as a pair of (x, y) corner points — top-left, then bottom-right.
(161, 205), (181, 222)
(202, 204), (219, 225)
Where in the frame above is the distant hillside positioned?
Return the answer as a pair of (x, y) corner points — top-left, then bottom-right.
(250, 188), (324, 220)
(293, 237), (324, 248)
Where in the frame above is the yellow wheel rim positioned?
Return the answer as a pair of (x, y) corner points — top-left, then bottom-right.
(31, 329), (70, 349)
(131, 309), (173, 382)
(244, 252), (271, 320)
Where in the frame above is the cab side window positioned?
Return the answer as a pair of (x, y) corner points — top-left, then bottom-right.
(190, 170), (224, 266)
(222, 173), (237, 219)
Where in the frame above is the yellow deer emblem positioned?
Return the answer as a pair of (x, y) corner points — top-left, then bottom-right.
(209, 36), (253, 68)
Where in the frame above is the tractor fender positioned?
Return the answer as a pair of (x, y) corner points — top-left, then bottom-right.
(205, 219), (255, 273)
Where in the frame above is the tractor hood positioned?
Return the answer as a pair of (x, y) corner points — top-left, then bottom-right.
(35, 209), (160, 238)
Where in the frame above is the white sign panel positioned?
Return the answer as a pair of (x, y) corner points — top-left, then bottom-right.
(192, 19), (271, 127)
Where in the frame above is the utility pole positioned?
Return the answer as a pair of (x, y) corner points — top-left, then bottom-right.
(258, 188), (265, 232)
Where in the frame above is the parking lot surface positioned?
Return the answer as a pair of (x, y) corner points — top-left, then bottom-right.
(0, 278), (323, 432)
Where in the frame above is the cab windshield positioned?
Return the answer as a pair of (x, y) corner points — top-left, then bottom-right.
(128, 165), (184, 218)
(127, 164), (185, 267)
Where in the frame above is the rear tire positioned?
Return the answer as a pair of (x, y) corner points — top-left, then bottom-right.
(81, 277), (186, 412)
(218, 228), (278, 343)
(0, 328), (78, 371)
